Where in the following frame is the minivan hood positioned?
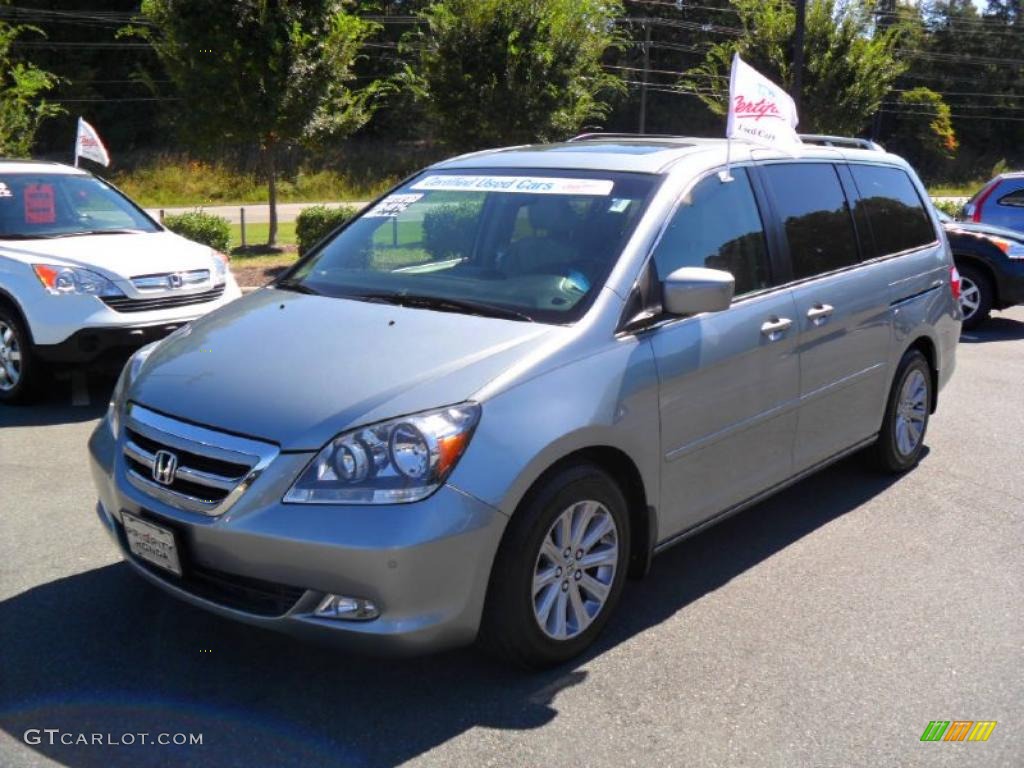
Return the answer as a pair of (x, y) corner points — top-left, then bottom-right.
(0, 231), (214, 279)
(131, 289), (560, 450)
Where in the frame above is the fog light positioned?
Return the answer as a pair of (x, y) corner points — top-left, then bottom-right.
(314, 594), (379, 621)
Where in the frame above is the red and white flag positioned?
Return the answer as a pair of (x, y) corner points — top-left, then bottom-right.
(75, 117), (111, 167)
(726, 53), (801, 153)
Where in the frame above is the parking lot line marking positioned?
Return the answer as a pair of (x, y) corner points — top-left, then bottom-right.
(70, 370), (90, 406)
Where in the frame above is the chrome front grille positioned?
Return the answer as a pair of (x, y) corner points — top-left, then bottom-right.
(102, 284), (225, 313)
(132, 270), (211, 291)
(121, 403), (278, 515)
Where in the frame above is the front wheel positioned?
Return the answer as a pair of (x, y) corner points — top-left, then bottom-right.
(957, 263), (992, 330)
(0, 307), (38, 404)
(871, 350), (932, 473)
(480, 463), (630, 668)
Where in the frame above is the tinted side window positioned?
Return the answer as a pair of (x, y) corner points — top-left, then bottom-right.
(998, 187), (1024, 208)
(652, 167), (770, 296)
(849, 165), (936, 257)
(761, 163), (859, 280)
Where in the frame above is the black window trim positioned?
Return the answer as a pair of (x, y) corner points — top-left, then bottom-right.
(997, 187), (1024, 208)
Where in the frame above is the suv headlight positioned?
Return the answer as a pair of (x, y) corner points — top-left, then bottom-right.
(284, 403), (481, 505)
(211, 249), (229, 284)
(107, 342), (158, 437)
(32, 264), (125, 297)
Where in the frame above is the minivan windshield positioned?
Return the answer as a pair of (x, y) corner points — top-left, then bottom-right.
(283, 169), (660, 323)
(0, 173), (160, 239)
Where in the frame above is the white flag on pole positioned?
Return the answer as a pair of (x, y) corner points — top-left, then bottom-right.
(75, 117), (111, 167)
(726, 53), (801, 154)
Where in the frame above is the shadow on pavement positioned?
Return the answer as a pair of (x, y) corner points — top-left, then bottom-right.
(0, 367), (118, 428)
(960, 315), (1024, 343)
(0, 453), (905, 768)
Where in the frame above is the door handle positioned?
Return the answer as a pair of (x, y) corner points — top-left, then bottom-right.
(806, 303), (834, 325)
(760, 317), (793, 340)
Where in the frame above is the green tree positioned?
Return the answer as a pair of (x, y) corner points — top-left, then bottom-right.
(134, 0), (378, 245)
(682, 0), (905, 135)
(410, 0), (625, 149)
(885, 87), (957, 174)
(0, 21), (62, 157)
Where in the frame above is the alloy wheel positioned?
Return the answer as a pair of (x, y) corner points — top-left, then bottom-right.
(959, 275), (980, 322)
(894, 369), (928, 456)
(532, 499), (618, 641)
(0, 320), (22, 392)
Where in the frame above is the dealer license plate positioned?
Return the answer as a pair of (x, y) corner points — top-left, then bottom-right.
(122, 512), (182, 576)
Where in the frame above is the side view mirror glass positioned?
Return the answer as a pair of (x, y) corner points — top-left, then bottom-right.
(662, 266), (735, 316)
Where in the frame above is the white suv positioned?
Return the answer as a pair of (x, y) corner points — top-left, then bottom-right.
(0, 160), (241, 402)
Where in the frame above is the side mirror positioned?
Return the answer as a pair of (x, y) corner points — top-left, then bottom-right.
(662, 266), (735, 316)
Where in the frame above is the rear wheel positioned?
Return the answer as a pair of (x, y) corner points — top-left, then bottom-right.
(480, 463), (630, 668)
(956, 262), (993, 330)
(871, 350), (931, 473)
(0, 306), (37, 404)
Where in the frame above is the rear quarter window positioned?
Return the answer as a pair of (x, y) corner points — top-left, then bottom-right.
(849, 165), (936, 258)
(998, 187), (1024, 208)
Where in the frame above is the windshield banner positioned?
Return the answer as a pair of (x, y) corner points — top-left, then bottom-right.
(726, 53), (801, 154)
(411, 175), (614, 196)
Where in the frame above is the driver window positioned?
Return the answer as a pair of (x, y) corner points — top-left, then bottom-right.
(652, 168), (771, 297)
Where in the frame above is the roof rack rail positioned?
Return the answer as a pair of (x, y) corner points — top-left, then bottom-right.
(567, 132), (688, 142)
(799, 134), (884, 151)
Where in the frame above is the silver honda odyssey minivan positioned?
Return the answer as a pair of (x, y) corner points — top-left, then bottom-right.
(89, 135), (961, 667)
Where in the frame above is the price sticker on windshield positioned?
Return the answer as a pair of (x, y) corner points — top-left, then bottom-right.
(0, 182), (12, 199)
(24, 184), (56, 224)
(411, 175), (614, 196)
(363, 193), (423, 218)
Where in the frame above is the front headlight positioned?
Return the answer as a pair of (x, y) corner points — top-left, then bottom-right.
(284, 403), (481, 505)
(990, 236), (1024, 260)
(32, 264), (125, 297)
(107, 342), (158, 437)
(211, 249), (229, 284)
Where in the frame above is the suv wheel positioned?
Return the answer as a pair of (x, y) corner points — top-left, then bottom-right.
(480, 463), (630, 668)
(0, 307), (37, 404)
(872, 349), (931, 473)
(956, 263), (992, 330)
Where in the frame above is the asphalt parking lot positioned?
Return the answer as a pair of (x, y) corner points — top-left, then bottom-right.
(1, 309), (1022, 768)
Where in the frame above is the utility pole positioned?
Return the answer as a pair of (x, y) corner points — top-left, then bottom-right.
(871, 0), (896, 140)
(638, 22), (652, 134)
(792, 0), (806, 115)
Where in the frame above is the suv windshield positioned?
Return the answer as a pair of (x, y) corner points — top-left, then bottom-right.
(284, 169), (660, 323)
(0, 173), (159, 239)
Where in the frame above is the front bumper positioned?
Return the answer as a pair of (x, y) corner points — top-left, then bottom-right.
(88, 419), (508, 655)
(36, 322), (185, 364)
(994, 259), (1024, 308)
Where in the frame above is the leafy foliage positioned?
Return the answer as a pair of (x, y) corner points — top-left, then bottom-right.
(682, 0), (906, 135)
(163, 210), (231, 252)
(295, 204), (359, 255)
(0, 22), (62, 157)
(885, 87), (957, 174)
(134, 0), (378, 244)
(409, 0), (625, 149)
(422, 201), (481, 258)
(931, 198), (962, 219)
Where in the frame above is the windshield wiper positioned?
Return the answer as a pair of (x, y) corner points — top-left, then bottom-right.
(351, 292), (534, 322)
(275, 279), (322, 296)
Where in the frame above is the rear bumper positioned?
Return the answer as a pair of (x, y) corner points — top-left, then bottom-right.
(88, 419), (509, 656)
(36, 322), (185, 363)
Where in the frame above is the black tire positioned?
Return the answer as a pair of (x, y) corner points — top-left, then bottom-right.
(0, 304), (38, 404)
(479, 462), (630, 669)
(956, 262), (993, 330)
(871, 350), (932, 473)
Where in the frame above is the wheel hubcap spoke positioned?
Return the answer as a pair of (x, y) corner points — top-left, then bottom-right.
(532, 499), (618, 641)
(895, 369), (928, 456)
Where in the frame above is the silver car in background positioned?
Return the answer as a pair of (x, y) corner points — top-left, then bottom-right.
(89, 135), (960, 667)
